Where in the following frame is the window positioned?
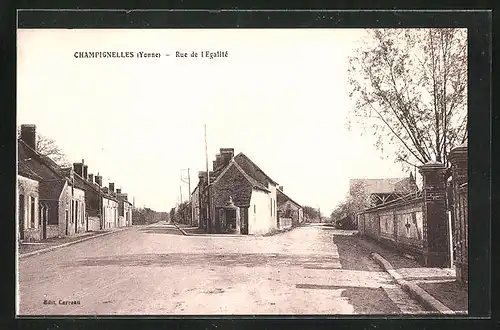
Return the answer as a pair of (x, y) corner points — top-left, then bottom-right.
(30, 197), (35, 228)
(254, 205), (256, 213)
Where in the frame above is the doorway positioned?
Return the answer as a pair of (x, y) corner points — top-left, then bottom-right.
(19, 194), (25, 240)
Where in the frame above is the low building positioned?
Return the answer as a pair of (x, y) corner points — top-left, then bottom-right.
(349, 174), (418, 206)
(198, 148), (280, 235)
(116, 188), (133, 227)
(17, 124), (82, 240)
(276, 187), (303, 228)
(190, 184), (200, 227)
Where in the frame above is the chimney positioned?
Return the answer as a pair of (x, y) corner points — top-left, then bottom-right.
(73, 162), (84, 177)
(20, 124), (37, 150)
(95, 174), (102, 186)
(88, 173), (94, 183)
(83, 165), (88, 180)
(116, 188), (122, 194)
(109, 182), (115, 193)
(220, 148), (234, 167)
(215, 154), (222, 169)
(212, 160), (218, 171)
(279, 186), (283, 191)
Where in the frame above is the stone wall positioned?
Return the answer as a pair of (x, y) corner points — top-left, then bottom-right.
(358, 161), (451, 267)
(46, 225), (59, 239)
(88, 216), (101, 231)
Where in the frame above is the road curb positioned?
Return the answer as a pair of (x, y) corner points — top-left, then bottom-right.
(171, 222), (188, 235)
(19, 227), (131, 259)
(371, 252), (455, 315)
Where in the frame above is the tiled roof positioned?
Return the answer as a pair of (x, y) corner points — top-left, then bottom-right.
(18, 139), (67, 200)
(233, 152), (278, 187)
(349, 178), (409, 195)
(276, 188), (301, 208)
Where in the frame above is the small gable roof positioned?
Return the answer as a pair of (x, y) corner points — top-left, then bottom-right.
(233, 152), (278, 187)
(349, 178), (409, 195)
(276, 188), (302, 208)
(18, 139), (68, 200)
(213, 159), (270, 193)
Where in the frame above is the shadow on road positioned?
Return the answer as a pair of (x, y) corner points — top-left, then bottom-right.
(330, 233), (382, 272)
(138, 227), (183, 235)
(64, 252), (341, 268)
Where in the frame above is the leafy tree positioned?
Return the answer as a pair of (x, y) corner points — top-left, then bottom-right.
(17, 128), (71, 166)
(348, 28), (467, 170)
(302, 205), (320, 222)
(330, 181), (375, 229)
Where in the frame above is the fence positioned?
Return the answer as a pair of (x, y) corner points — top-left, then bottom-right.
(278, 217), (293, 230)
(449, 142), (468, 283)
(357, 142), (468, 274)
(358, 162), (451, 268)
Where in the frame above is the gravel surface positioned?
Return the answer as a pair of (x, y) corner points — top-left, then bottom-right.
(18, 222), (424, 315)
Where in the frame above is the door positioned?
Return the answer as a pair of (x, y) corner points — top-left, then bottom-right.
(241, 208), (249, 235)
(19, 194), (25, 240)
(41, 205), (47, 239)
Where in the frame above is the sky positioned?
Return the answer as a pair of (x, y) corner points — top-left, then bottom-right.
(17, 28), (411, 214)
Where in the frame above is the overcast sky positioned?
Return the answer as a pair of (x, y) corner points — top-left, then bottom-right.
(17, 28), (410, 214)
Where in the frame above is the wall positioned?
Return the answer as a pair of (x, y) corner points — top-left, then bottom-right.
(124, 203), (133, 226)
(74, 187), (86, 233)
(88, 216), (101, 231)
(46, 225), (59, 238)
(58, 183), (71, 237)
(17, 175), (40, 241)
(278, 217), (292, 230)
(279, 201), (302, 226)
(249, 189), (274, 235)
(103, 197), (119, 229)
(191, 186), (200, 226)
(268, 183), (278, 228)
(358, 197), (425, 258)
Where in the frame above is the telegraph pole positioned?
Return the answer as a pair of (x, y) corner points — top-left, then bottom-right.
(205, 124), (211, 233)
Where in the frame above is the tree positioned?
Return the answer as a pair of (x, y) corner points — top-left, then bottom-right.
(348, 28), (467, 170)
(330, 181), (375, 229)
(302, 206), (320, 222)
(17, 128), (71, 166)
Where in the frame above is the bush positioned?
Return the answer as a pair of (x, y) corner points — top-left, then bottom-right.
(335, 216), (357, 230)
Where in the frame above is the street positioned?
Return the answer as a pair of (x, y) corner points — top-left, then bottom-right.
(18, 223), (424, 315)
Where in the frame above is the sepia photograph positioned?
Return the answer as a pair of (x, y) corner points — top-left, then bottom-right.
(16, 24), (471, 316)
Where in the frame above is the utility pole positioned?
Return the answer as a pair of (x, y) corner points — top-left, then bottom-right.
(205, 124), (211, 233)
(180, 185), (183, 204)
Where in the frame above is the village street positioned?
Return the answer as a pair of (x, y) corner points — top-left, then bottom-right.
(18, 223), (425, 315)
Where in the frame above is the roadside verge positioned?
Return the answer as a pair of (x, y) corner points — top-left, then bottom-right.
(371, 252), (456, 315)
(19, 227), (132, 259)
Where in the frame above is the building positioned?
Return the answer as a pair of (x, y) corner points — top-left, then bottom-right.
(116, 188), (133, 227)
(349, 174), (418, 206)
(196, 148), (283, 235)
(17, 125), (83, 241)
(101, 185), (119, 229)
(276, 187), (304, 228)
(191, 184), (200, 227)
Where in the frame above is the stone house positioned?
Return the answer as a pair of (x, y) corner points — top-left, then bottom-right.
(191, 184), (201, 227)
(17, 152), (42, 242)
(276, 187), (303, 228)
(17, 125), (83, 240)
(197, 148), (280, 235)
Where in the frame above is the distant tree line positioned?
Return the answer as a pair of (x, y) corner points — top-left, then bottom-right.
(302, 206), (320, 222)
(170, 201), (192, 225)
(132, 207), (169, 225)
